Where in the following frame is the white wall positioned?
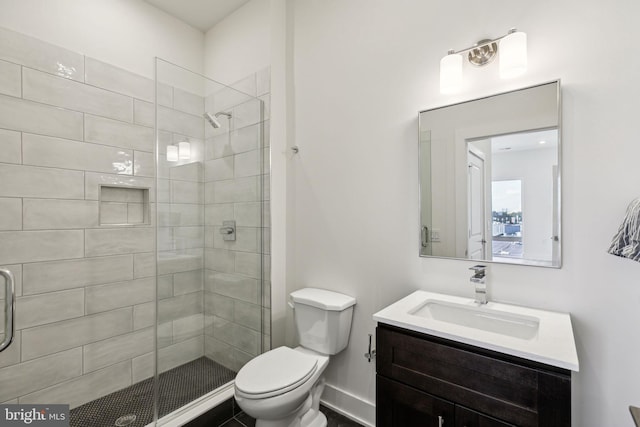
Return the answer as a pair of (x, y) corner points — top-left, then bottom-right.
(204, 0), (271, 85)
(289, 0), (640, 426)
(0, 0), (204, 78)
(493, 146), (557, 262)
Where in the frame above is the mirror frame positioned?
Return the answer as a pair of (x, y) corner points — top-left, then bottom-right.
(418, 80), (562, 268)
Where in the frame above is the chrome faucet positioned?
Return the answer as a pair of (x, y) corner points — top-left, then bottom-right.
(469, 265), (487, 304)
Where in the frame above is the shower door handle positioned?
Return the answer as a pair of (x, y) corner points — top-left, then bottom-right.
(0, 268), (15, 352)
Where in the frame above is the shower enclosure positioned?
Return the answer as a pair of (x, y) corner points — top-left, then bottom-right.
(0, 26), (270, 427)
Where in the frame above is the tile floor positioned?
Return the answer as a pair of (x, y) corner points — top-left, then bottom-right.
(221, 405), (364, 427)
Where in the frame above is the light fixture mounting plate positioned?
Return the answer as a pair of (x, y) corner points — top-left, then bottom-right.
(467, 39), (498, 67)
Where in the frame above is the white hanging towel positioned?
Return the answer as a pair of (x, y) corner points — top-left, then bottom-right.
(608, 198), (640, 262)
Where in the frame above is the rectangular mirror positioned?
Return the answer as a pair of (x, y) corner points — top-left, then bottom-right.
(419, 81), (561, 267)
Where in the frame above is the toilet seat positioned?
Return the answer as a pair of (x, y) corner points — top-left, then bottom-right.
(235, 347), (319, 399)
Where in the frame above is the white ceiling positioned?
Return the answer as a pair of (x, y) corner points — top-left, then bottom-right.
(491, 129), (558, 153)
(144, 0), (251, 32)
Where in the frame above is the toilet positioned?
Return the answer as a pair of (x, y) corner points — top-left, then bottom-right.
(234, 288), (356, 427)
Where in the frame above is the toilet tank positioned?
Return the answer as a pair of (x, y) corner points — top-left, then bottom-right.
(290, 288), (356, 355)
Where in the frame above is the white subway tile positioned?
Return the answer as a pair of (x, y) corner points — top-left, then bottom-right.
(169, 162), (203, 182)
(0, 164), (84, 199)
(173, 269), (203, 296)
(158, 291), (203, 324)
(234, 252), (261, 279)
(213, 226), (259, 253)
(23, 133), (133, 174)
(205, 156), (234, 182)
(0, 94), (83, 140)
(231, 123), (261, 154)
(0, 198), (21, 231)
(158, 106), (204, 139)
(0, 230), (84, 264)
(85, 227), (154, 257)
(21, 308), (132, 361)
(23, 199), (99, 230)
(204, 249), (235, 273)
(22, 255), (133, 295)
(0, 129), (21, 164)
(134, 150), (154, 177)
(173, 88), (204, 116)
(19, 360), (132, 409)
(0, 331), (20, 369)
(172, 313), (204, 343)
(158, 83), (173, 107)
(211, 176), (260, 203)
(16, 289), (85, 329)
(0, 348), (82, 402)
(158, 335), (204, 373)
(133, 302), (155, 330)
(157, 249), (203, 275)
(133, 99), (154, 127)
(233, 300), (262, 332)
(85, 277), (155, 314)
(133, 252), (155, 279)
(234, 150), (261, 178)
(83, 327), (154, 373)
(0, 27), (84, 82)
(85, 57), (154, 102)
(101, 186), (146, 203)
(171, 180), (203, 204)
(0, 59), (20, 97)
(99, 202), (128, 224)
(158, 203), (203, 227)
(132, 352), (154, 383)
(205, 203), (234, 227)
(234, 202), (261, 227)
(23, 68), (133, 122)
(233, 98), (263, 130)
(85, 114), (154, 152)
(127, 202), (145, 223)
(209, 272), (259, 304)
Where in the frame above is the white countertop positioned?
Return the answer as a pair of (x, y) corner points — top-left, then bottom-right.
(373, 290), (579, 371)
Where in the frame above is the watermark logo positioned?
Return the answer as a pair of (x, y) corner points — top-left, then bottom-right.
(0, 405), (69, 427)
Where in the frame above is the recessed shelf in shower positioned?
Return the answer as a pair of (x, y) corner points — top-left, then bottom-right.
(99, 185), (150, 226)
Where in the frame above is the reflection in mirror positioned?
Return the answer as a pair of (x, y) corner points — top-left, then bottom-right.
(419, 81), (561, 267)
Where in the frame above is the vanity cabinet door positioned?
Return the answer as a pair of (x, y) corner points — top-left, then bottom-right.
(455, 406), (515, 427)
(377, 375), (454, 427)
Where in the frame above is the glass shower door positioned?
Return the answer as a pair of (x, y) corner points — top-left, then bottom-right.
(155, 59), (270, 424)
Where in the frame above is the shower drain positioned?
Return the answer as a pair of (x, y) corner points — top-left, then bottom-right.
(115, 414), (137, 426)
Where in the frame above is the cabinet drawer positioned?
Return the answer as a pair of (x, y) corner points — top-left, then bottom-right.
(377, 375), (454, 427)
(456, 405), (516, 427)
(377, 325), (571, 427)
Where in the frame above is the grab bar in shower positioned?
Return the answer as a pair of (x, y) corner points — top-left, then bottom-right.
(0, 268), (15, 353)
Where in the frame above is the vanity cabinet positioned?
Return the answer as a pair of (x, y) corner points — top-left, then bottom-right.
(376, 324), (571, 427)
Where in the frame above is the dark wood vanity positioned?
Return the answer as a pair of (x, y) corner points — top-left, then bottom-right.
(376, 324), (571, 427)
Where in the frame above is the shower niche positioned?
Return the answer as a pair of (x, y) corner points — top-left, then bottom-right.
(99, 185), (150, 226)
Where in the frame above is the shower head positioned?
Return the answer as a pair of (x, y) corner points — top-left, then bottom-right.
(204, 111), (232, 129)
(204, 112), (222, 129)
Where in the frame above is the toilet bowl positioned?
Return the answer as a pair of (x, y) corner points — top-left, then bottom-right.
(234, 288), (356, 427)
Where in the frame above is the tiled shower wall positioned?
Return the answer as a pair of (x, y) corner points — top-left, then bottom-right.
(203, 69), (272, 371)
(0, 27), (211, 408)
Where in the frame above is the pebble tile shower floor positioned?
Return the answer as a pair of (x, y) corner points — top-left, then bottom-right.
(70, 357), (235, 427)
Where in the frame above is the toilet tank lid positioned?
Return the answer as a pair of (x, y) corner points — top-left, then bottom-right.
(290, 288), (356, 311)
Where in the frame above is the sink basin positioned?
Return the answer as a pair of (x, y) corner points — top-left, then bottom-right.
(409, 300), (539, 340)
(373, 290), (579, 371)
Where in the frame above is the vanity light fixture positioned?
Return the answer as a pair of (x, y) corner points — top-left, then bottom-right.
(178, 141), (191, 160)
(166, 145), (178, 162)
(439, 28), (527, 94)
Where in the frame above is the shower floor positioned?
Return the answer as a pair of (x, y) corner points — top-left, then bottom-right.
(70, 357), (236, 427)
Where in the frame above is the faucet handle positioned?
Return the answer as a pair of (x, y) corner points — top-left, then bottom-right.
(469, 264), (487, 273)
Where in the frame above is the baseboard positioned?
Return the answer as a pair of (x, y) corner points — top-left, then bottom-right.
(321, 383), (375, 427)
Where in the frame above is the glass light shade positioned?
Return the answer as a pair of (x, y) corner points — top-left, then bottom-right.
(440, 53), (463, 94)
(178, 141), (191, 160)
(499, 31), (527, 79)
(166, 145), (178, 162)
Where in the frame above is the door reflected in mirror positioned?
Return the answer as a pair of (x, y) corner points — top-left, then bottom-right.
(419, 81), (561, 267)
